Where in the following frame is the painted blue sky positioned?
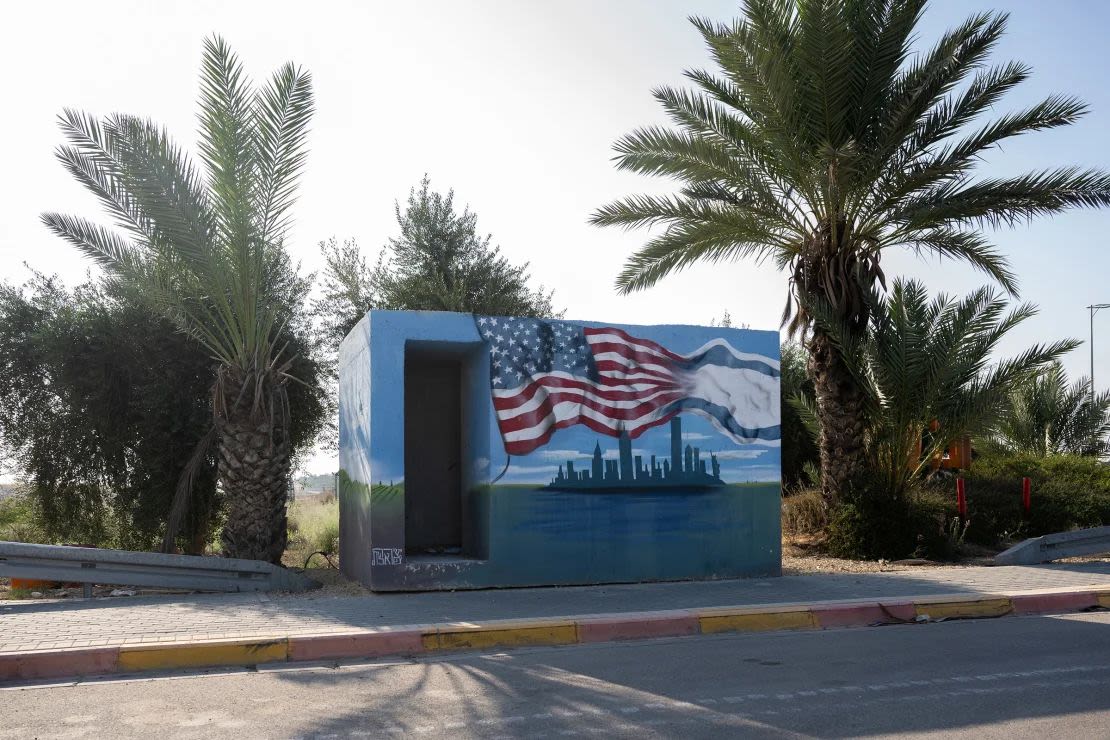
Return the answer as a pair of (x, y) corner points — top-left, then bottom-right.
(497, 413), (781, 486)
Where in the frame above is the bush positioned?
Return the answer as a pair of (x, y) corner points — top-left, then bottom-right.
(962, 453), (1110, 546)
(0, 490), (43, 543)
(822, 452), (1110, 559)
(782, 488), (828, 536)
(285, 496), (339, 567)
(825, 476), (960, 560)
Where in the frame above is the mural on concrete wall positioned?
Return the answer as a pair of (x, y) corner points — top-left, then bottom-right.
(338, 310), (782, 591)
(474, 316), (780, 488)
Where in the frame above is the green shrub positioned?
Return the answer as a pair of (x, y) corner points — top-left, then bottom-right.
(0, 491), (44, 543)
(962, 453), (1110, 546)
(825, 477), (960, 560)
(825, 453), (1110, 558)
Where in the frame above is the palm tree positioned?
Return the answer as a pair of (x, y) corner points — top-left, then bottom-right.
(806, 280), (1079, 497)
(41, 37), (314, 562)
(591, 1), (1110, 505)
(991, 363), (1110, 457)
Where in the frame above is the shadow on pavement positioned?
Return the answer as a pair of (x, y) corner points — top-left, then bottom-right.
(3, 562), (1109, 649)
(263, 612), (1110, 739)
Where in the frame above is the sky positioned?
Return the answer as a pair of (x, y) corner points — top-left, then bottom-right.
(3, 0), (1110, 477)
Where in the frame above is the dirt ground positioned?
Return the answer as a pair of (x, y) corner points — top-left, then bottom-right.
(780, 533), (993, 574)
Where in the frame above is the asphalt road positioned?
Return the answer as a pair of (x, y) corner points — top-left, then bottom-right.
(3, 612), (1109, 739)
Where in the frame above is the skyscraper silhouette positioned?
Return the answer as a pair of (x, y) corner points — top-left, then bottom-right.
(670, 417), (682, 473)
(548, 416), (725, 491)
(618, 428), (634, 481)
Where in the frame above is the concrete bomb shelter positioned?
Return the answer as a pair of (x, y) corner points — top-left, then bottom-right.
(338, 310), (782, 591)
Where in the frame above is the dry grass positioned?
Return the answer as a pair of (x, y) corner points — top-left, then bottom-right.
(781, 487), (828, 537)
(284, 495), (340, 570)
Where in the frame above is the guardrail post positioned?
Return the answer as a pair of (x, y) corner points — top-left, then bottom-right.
(956, 478), (967, 520)
(81, 561), (95, 598)
(1022, 476), (1031, 516)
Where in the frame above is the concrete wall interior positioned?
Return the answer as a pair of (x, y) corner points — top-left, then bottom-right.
(339, 310), (782, 591)
(403, 348), (463, 554)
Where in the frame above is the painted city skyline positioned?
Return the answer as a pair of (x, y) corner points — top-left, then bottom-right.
(547, 416), (724, 491)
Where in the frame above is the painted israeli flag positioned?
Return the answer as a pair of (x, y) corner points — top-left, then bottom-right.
(671, 339), (781, 446)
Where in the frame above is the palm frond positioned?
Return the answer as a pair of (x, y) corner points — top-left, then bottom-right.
(40, 212), (140, 270)
(895, 167), (1110, 230)
(614, 220), (780, 294)
(873, 11), (1007, 171)
(898, 229), (1017, 295)
(197, 34), (256, 250)
(992, 362), (1110, 456)
(254, 62), (314, 244)
(54, 108), (160, 248)
(846, 278), (1078, 492)
(107, 114), (214, 267)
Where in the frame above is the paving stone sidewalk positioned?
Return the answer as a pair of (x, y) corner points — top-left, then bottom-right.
(3, 563), (1109, 654)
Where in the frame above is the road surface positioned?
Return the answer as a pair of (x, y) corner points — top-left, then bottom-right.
(3, 612), (1109, 738)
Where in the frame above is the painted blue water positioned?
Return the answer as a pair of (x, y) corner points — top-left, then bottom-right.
(481, 483), (780, 584)
(507, 487), (758, 541)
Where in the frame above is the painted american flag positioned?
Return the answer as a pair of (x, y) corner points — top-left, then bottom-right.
(475, 316), (781, 456)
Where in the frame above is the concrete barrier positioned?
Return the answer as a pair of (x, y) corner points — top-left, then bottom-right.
(994, 526), (1110, 565)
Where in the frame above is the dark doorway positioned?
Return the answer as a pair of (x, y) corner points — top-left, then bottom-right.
(404, 348), (463, 553)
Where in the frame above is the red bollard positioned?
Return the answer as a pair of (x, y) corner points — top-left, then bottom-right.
(956, 478), (968, 519)
(1022, 477), (1031, 514)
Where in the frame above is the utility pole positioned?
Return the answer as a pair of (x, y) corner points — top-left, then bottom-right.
(1087, 304), (1110, 401)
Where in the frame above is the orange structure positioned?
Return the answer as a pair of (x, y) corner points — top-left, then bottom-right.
(912, 421), (973, 471)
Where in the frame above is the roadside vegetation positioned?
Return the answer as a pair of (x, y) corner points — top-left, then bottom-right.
(0, 488), (40, 543)
(2, 2), (1110, 575)
(782, 345), (1110, 560)
(597, 1), (1110, 560)
(0, 42), (556, 566)
(285, 494), (340, 569)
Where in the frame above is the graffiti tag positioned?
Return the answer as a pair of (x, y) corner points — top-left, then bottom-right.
(372, 547), (404, 566)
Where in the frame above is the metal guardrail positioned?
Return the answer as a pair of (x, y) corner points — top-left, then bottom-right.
(0, 541), (315, 594)
(994, 525), (1110, 566)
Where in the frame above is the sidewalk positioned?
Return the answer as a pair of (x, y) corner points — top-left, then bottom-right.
(3, 562), (1109, 681)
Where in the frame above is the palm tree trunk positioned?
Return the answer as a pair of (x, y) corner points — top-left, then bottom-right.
(216, 391), (291, 564)
(808, 330), (867, 507)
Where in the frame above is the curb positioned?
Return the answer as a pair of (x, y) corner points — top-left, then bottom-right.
(3, 586), (1108, 683)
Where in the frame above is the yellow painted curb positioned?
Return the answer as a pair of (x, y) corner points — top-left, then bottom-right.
(696, 603), (812, 618)
(1097, 592), (1110, 609)
(423, 623), (578, 651)
(914, 598), (1012, 620)
(117, 639), (289, 672)
(700, 610), (818, 634)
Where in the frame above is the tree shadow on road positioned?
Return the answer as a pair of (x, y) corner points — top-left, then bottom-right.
(266, 613), (1110, 739)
